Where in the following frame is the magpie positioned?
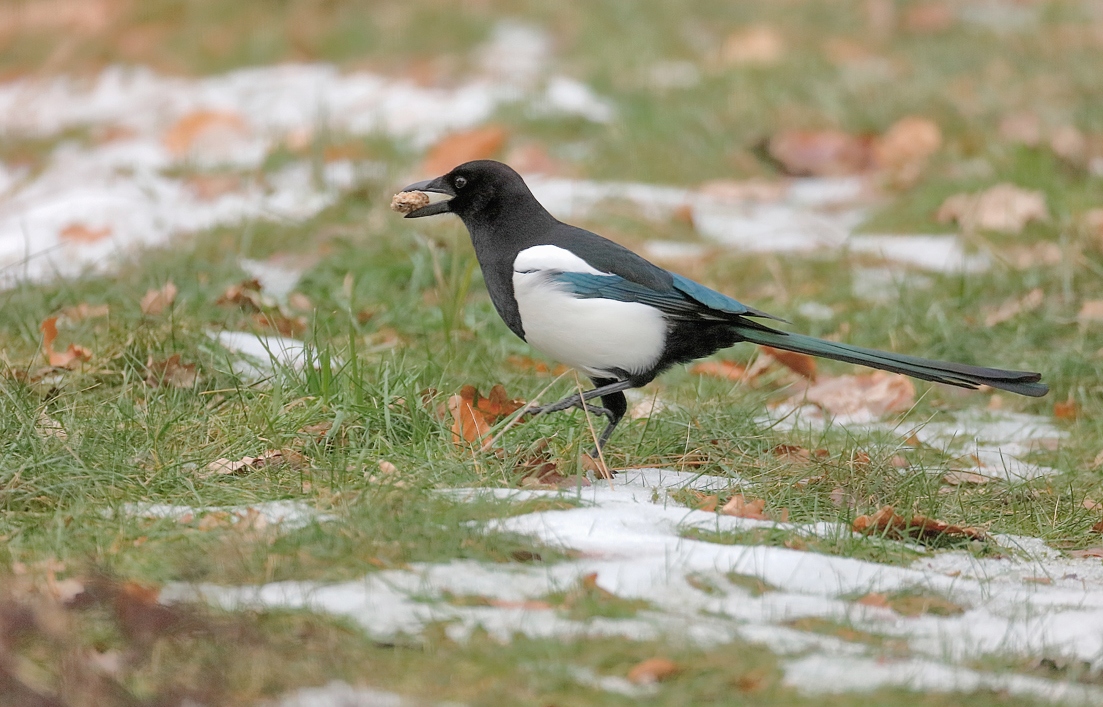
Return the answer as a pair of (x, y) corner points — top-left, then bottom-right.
(399, 160), (1048, 452)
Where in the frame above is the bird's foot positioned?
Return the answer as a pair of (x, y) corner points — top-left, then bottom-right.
(525, 400), (614, 421)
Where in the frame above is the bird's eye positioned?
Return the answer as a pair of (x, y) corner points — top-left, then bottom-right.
(454, 176), (468, 189)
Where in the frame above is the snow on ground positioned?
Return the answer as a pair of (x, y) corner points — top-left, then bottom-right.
(0, 22), (982, 288)
(164, 466), (1103, 704)
(765, 405), (1064, 481)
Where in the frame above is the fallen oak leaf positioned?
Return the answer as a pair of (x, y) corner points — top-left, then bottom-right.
(936, 183), (1048, 234)
(421, 125), (507, 176)
(202, 449), (308, 478)
(1068, 547), (1103, 558)
(507, 355), (570, 376)
(689, 359), (747, 381)
(59, 222), (112, 243)
(40, 316), (91, 368)
(760, 346), (817, 380)
(216, 278), (265, 311)
(448, 384), (527, 445)
(145, 354), (198, 389)
(853, 505), (986, 541)
(792, 371), (915, 421)
(942, 470), (995, 486)
(59, 302), (110, 322)
(140, 281), (177, 315)
(983, 288), (1044, 327)
(720, 494), (788, 522)
(627, 657), (680, 685)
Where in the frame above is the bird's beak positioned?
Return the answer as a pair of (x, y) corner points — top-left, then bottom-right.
(399, 176), (454, 218)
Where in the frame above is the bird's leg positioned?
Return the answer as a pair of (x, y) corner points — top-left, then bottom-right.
(524, 378), (633, 457)
(524, 378), (634, 418)
(590, 377), (628, 458)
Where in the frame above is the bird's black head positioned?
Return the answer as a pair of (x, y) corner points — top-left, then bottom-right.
(399, 160), (533, 221)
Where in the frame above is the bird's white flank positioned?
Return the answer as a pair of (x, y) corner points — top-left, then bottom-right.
(512, 245), (666, 377)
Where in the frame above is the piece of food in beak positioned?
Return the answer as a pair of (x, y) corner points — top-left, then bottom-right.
(390, 191), (430, 214)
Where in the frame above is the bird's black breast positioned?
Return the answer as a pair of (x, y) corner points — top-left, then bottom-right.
(476, 249), (526, 340)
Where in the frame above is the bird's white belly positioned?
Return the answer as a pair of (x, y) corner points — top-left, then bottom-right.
(512, 271), (667, 378)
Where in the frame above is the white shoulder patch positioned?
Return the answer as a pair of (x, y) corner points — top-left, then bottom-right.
(513, 244), (608, 275)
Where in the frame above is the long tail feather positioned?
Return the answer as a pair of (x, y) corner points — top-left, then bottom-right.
(738, 326), (1048, 397)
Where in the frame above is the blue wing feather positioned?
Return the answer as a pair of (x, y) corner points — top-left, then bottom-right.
(553, 271), (784, 321)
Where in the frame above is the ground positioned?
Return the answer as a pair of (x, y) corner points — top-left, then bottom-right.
(2, 1), (1103, 705)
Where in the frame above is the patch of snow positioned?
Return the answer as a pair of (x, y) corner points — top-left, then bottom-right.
(0, 22), (618, 288)
(175, 464), (1103, 704)
(848, 234), (991, 274)
(531, 76), (616, 124)
(796, 301), (835, 321)
(207, 331), (338, 380)
(785, 655), (1103, 705)
(269, 681), (465, 707)
(763, 406), (1062, 481)
(849, 266), (933, 302)
(122, 500), (328, 529)
(239, 257), (305, 302)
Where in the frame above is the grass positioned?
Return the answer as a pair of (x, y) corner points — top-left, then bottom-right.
(2, 0), (1103, 704)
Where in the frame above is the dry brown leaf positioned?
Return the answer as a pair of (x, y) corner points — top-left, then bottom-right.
(1077, 300), (1103, 323)
(217, 278), (264, 311)
(984, 287), (1044, 327)
(760, 346), (817, 380)
(1083, 209), (1103, 241)
(874, 116), (942, 184)
(377, 460), (397, 475)
(903, 3), (956, 33)
(856, 591), (890, 608)
(1092, 520), (1103, 535)
(796, 371), (916, 419)
(718, 25), (785, 65)
(698, 178), (787, 203)
(850, 450), (872, 469)
(936, 184), (1048, 234)
(579, 453), (610, 480)
(60, 302), (110, 321)
(515, 442), (591, 489)
(59, 223), (112, 243)
(627, 657), (680, 685)
(488, 598), (554, 610)
(1069, 547), (1103, 558)
(145, 354), (198, 389)
(163, 110), (248, 157)
(251, 311), (307, 337)
(448, 384), (526, 445)
(942, 470), (994, 486)
(0, 0), (119, 35)
(766, 129), (876, 177)
(36, 411), (68, 441)
(288, 292), (314, 311)
(829, 487), (857, 508)
(140, 281), (177, 315)
(503, 142), (564, 177)
(203, 449), (307, 478)
(507, 355), (570, 376)
(1082, 499), (1101, 511)
(853, 505), (986, 541)
(690, 359), (748, 381)
(688, 491), (719, 512)
(1054, 398), (1078, 420)
(720, 494), (788, 522)
(421, 125), (507, 176)
(40, 316), (91, 369)
(999, 112), (1042, 146)
(185, 173), (243, 201)
(1050, 125), (1087, 162)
